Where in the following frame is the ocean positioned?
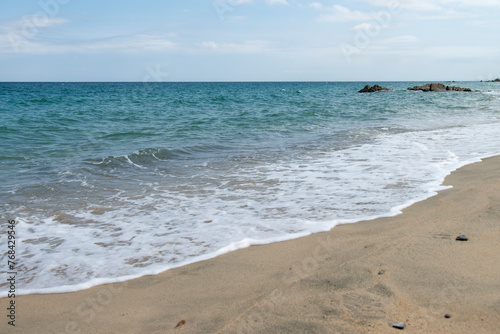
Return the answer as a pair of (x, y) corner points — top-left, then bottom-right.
(1, 81), (499, 296)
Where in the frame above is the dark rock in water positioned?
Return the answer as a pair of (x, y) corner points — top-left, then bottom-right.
(446, 85), (472, 92)
(485, 78), (500, 82)
(445, 314), (451, 319)
(408, 83), (471, 92)
(408, 83), (431, 91)
(358, 84), (390, 93)
(456, 235), (469, 241)
(392, 322), (405, 330)
(430, 83), (446, 91)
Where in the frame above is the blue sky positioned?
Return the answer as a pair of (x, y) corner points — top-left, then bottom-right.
(1, 0), (499, 81)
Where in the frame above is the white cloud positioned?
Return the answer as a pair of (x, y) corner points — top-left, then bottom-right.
(24, 15), (68, 28)
(365, 0), (442, 12)
(353, 22), (379, 31)
(317, 5), (376, 22)
(418, 0), (500, 8)
(84, 34), (176, 52)
(266, 0), (289, 5)
(358, 43), (499, 60)
(312, 0), (500, 24)
(411, 45), (500, 59)
(364, 0), (500, 13)
(379, 35), (420, 44)
(309, 2), (325, 10)
(200, 41), (219, 49)
(198, 40), (271, 53)
(0, 33), (176, 54)
(0, 15), (70, 53)
(220, 0), (253, 4)
(0, 16), (68, 34)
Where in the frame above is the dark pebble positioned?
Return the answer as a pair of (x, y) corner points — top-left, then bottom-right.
(175, 320), (186, 328)
(456, 235), (469, 241)
(378, 270), (386, 275)
(445, 314), (451, 319)
(392, 322), (405, 330)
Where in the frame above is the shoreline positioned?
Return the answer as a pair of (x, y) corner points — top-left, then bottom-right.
(2, 156), (500, 333)
(3, 154), (491, 299)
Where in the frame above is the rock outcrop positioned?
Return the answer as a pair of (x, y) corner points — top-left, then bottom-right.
(408, 83), (471, 92)
(358, 84), (390, 93)
(446, 85), (472, 91)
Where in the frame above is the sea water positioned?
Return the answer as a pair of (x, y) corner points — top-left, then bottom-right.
(1, 81), (499, 296)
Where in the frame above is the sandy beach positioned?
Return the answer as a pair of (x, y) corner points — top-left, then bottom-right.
(2, 155), (500, 334)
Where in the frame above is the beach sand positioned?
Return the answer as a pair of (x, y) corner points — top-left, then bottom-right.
(2, 156), (500, 333)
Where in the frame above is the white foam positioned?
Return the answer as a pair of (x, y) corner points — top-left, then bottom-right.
(2, 122), (500, 297)
(483, 90), (500, 96)
(124, 155), (147, 169)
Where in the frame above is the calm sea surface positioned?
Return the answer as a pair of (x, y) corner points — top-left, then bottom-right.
(1, 81), (499, 295)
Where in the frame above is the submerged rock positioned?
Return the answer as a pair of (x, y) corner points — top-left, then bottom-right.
(408, 83), (471, 92)
(358, 84), (390, 93)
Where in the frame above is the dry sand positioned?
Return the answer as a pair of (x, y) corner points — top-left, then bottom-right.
(2, 156), (500, 334)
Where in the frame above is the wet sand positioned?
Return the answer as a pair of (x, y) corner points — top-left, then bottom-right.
(2, 156), (500, 333)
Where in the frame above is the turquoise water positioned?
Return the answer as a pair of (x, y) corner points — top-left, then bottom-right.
(1, 81), (499, 295)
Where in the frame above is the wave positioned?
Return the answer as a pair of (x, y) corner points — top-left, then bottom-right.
(85, 144), (232, 169)
(483, 90), (500, 96)
(99, 132), (157, 140)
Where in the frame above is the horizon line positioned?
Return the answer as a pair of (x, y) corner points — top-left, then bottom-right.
(0, 80), (488, 83)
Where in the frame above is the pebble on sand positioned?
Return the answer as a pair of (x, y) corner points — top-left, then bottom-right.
(175, 320), (186, 328)
(456, 235), (469, 241)
(392, 322), (405, 330)
(445, 314), (451, 319)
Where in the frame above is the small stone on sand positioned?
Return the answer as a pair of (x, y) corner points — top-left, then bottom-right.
(175, 320), (186, 328)
(456, 235), (469, 241)
(392, 322), (405, 330)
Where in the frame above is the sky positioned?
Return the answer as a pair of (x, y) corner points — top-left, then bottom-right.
(0, 0), (499, 82)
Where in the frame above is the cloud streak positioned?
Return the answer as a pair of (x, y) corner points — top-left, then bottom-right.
(266, 0), (289, 5)
(198, 40), (272, 53)
(0, 32), (176, 54)
(310, 0), (500, 23)
(316, 5), (377, 22)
